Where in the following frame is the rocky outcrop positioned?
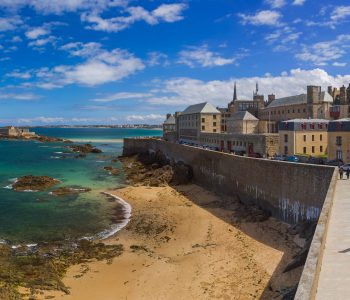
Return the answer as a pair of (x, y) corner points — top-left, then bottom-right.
(69, 144), (102, 154)
(50, 186), (91, 196)
(103, 166), (120, 176)
(120, 151), (193, 187)
(13, 176), (60, 191)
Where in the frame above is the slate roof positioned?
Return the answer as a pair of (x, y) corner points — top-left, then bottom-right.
(182, 102), (221, 115)
(267, 92), (333, 108)
(163, 115), (176, 125)
(230, 111), (259, 121)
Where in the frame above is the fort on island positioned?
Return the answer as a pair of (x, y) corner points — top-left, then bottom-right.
(153, 82), (350, 298)
(0, 126), (36, 138)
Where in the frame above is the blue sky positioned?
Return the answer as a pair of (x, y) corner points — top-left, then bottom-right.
(0, 0), (350, 125)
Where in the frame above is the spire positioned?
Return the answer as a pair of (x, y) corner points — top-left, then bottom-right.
(233, 81), (237, 101)
(256, 82), (259, 95)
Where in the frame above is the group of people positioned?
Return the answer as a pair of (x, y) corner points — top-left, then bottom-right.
(339, 167), (350, 179)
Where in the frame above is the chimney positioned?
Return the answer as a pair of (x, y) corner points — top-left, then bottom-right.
(268, 94), (275, 103)
(166, 113), (171, 119)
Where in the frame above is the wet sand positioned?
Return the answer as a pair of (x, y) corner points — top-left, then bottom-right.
(38, 184), (302, 300)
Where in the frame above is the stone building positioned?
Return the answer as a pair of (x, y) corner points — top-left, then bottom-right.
(177, 102), (221, 143)
(226, 111), (259, 134)
(199, 132), (279, 157)
(328, 119), (350, 163)
(278, 119), (329, 157)
(163, 114), (176, 142)
(0, 126), (36, 137)
(259, 86), (333, 132)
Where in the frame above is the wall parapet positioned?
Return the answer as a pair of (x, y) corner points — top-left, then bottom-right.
(123, 138), (335, 224)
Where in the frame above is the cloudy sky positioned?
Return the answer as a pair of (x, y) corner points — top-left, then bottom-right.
(0, 0), (350, 125)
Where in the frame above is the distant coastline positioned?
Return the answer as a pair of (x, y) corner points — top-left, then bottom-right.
(27, 125), (163, 130)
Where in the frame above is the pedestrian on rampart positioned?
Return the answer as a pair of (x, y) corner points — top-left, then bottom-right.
(339, 167), (344, 180)
(346, 169), (350, 180)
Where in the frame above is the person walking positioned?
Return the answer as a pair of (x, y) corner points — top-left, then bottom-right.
(339, 167), (344, 180)
(346, 168), (350, 180)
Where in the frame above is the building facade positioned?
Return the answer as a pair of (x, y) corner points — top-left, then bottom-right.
(163, 114), (177, 142)
(199, 132), (279, 157)
(278, 119), (329, 157)
(328, 119), (350, 163)
(177, 102), (221, 143)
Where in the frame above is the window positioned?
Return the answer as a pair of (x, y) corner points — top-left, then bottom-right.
(303, 135), (306, 142)
(320, 146), (323, 152)
(213, 122), (216, 126)
(312, 135), (315, 141)
(202, 118), (205, 123)
(298, 109), (300, 113)
(284, 134), (288, 143)
(213, 129), (217, 133)
(284, 146), (288, 155)
(213, 115), (217, 119)
(293, 109), (295, 113)
(202, 126), (205, 130)
(320, 134), (323, 141)
(303, 147), (307, 154)
(312, 146), (315, 153)
(336, 136), (342, 146)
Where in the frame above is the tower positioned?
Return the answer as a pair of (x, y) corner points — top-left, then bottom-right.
(307, 86), (322, 118)
(347, 84), (350, 103)
(233, 81), (237, 102)
(340, 85), (346, 104)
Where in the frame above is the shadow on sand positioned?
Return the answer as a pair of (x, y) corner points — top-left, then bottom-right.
(172, 184), (304, 300)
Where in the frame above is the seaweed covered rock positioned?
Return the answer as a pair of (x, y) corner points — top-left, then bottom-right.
(103, 166), (120, 176)
(69, 144), (102, 154)
(50, 186), (91, 196)
(13, 176), (60, 192)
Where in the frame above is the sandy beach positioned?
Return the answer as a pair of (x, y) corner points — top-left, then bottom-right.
(38, 183), (303, 300)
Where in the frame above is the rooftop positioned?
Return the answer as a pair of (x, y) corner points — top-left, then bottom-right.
(163, 115), (176, 125)
(230, 111), (259, 121)
(182, 102), (221, 115)
(282, 118), (329, 123)
(267, 92), (333, 108)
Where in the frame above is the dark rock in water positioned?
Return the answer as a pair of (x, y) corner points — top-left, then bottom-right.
(50, 186), (91, 196)
(13, 175), (60, 192)
(172, 161), (193, 185)
(69, 144), (102, 154)
(103, 166), (120, 176)
(75, 154), (86, 159)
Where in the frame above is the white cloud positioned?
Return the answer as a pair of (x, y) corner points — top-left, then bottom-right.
(333, 62), (347, 67)
(126, 114), (164, 122)
(145, 69), (350, 107)
(265, 0), (286, 9)
(0, 0), (129, 14)
(60, 42), (102, 57)
(147, 52), (169, 67)
(238, 10), (282, 26)
(82, 3), (187, 32)
(331, 6), (350, 21)
(292, 0), (305, 5)
(6, 70), (31, 79)
(25, 27), (50, 39)
(178, 45), (245, 68)
(10, 36), (22, 42)
(91, 92), (152, 102)
(35, 48), (144, 87)
(28, 35), (56, 48)
(296, 35), (350, 66)
(0, 16), (22, 31)
(0, 93), (39, 101)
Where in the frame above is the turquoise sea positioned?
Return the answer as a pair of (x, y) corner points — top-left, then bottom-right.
(0, 128), (162, 244)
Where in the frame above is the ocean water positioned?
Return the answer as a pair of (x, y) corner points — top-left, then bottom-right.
(0, 128), (162, 244)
